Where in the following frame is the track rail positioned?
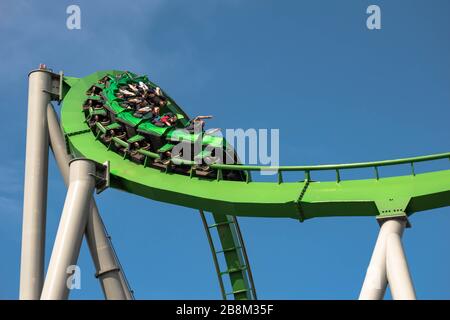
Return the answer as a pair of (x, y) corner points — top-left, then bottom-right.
(126, 147), (450, 184)
(211, 153), (450, 185)
(61, 70), (450, 221)
(59, 70), (450, 300)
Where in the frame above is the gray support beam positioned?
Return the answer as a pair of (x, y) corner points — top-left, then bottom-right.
(85, 204), (133, 299)
(47, 104), (133, 299)
(386, 230), (416, 300)
(20, 67), (52, 299)
(359, 217), (415, 300)
(41, 159), (96, 300)
(359, 220), (391, 300)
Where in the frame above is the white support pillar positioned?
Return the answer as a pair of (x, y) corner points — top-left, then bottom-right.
(359, 218), (410, 300)
(41, 159), (96, 300)
(46, 104), (133, 300)
(386, 232), (416, 300)
(20, 67), (52, 300)
(359, 217), (416, 300)
(85, 204), (133, 299)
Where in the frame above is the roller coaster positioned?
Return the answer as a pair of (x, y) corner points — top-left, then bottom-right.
(82, 71), (245, 181)
(19, 66), (450, 300)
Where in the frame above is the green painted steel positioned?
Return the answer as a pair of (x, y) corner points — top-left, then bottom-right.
(210, 152), (450, 174)
(199, 211), (256, 300)
(61, 70), (450, 222)
(213, 213), (256, 300)
(59, 70), (450, 300)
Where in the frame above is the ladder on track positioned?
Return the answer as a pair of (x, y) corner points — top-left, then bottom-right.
(199, 210), (257, 300)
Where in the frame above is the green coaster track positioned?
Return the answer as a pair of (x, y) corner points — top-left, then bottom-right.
(59, 70), (450, 300)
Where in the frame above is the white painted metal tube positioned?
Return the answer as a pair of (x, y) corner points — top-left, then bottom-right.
(46, 103), (70, 184)
(85, 205), (133, 299)
(47, 104), (133, 299)
(359, 218), (405, 300)
(20, 69), (52, 300)
(41, 159), (96, 300)
(386, 232), (416, 300)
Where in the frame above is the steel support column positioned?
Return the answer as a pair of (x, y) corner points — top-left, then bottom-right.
(85, 203), (134, 299)
(20, 67), (52, 299)
(46, 104), (133, 299)
(41, 159), (96, 300)
(386, 231), (416, 299)
(359, 220), (392, 299)
(359, 218), (414, 300)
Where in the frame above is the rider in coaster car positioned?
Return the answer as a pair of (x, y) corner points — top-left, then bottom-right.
(152, 112), (178, 127)
(138, 105), (160, 120)
(186, 115), (213, 132)
(135, 105), (161, 120)
(133, 100), (151, 118)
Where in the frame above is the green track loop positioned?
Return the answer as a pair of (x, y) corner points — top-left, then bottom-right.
(61, 70), (450, 221)
(60, 70), (450, 299)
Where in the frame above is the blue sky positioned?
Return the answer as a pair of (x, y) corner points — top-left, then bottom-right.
(0, 0), (449, 299)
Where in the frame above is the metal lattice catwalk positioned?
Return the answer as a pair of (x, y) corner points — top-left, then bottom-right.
(19, 66), (450, 300)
